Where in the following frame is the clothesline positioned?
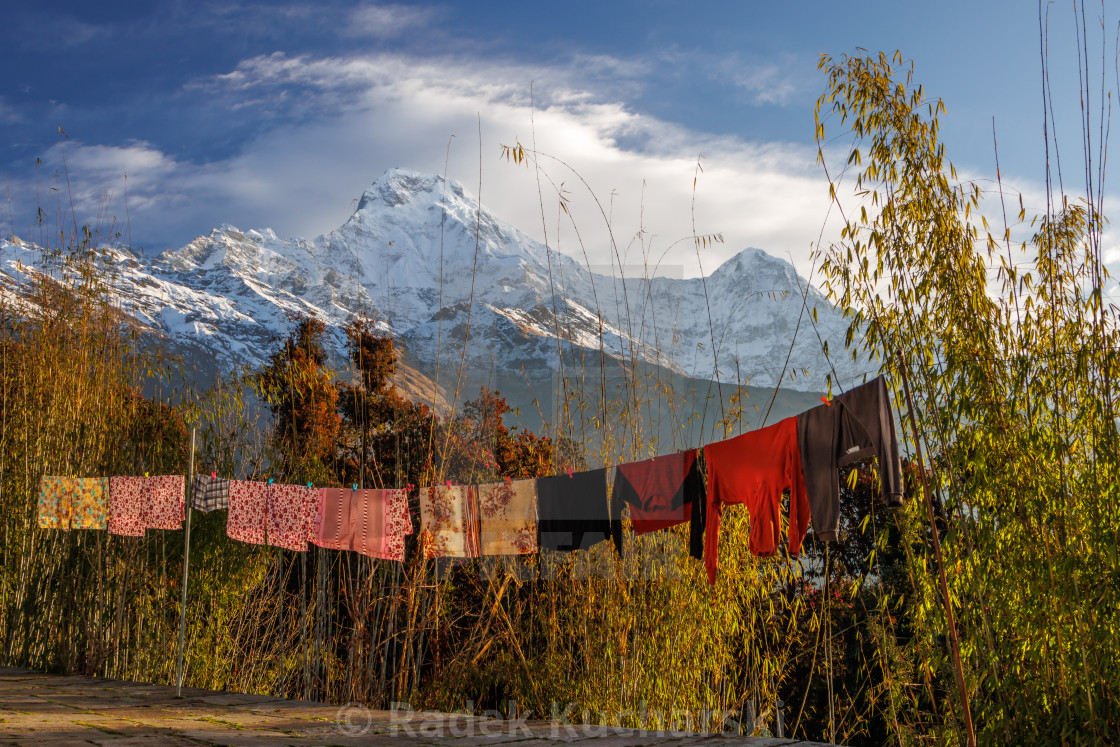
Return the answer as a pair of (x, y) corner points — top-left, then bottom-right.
(37, 376), (905, 585)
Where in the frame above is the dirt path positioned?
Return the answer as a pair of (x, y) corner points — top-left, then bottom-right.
(0, 667), (831, 745)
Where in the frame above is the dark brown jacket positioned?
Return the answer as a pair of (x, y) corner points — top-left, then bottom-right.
(796, 376), (904, 542)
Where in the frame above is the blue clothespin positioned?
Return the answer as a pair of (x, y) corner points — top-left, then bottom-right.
(352, 484), (358, 491)
(307, 482), (313, 489)
(268, 478), (274, 485)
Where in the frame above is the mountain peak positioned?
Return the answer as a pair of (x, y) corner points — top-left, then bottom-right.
(356, 168), (464, 213)
(1, 168), (864, 391)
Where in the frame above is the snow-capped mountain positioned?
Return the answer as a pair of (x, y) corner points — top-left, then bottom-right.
(0, 168), (862, 393)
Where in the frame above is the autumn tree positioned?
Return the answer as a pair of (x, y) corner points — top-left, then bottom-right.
(337, 317), (435, 489)
(442, 387), (555, 483)
(257, 315), (341, 479)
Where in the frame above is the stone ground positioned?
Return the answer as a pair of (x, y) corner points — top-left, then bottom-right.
(0, 667), (833, 745)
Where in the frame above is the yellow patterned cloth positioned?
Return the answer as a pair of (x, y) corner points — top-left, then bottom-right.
(419, 485), (480, 559)
(38, 476), (108, 530)
(478, 479), (539, 555)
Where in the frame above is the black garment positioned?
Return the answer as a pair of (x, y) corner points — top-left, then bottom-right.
(796, 375), (904, 542)
(608, 450), (706, 559)
(537, 468), (611, 552)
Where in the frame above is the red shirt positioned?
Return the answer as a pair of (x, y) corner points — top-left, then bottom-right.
(610, 449), (705, 558)
(704, 417), (809, 584)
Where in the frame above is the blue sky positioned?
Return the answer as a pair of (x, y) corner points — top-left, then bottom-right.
(2, 1), (1114, 277)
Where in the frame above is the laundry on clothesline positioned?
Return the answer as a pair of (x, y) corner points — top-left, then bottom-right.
(704, 416), (810, 584)
(537, 467), (611, 553)
(33, 375), (909, 580)
(191, 474), (230, 513)
(797, 375), (904, 542)
(38, 476), (108, 530)
(609, 449), (706, 559)
(477, 478), (539, 556)
(312, 487), (412, 561)
(419, 484), (480, 559)
(379, 488), (413, 562)
(225, 479), (316, 551)
(226, 479), (268, 546)
(107, 474), (184, 536)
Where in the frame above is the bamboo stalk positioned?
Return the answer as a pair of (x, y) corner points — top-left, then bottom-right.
(897, 352), (975, 747)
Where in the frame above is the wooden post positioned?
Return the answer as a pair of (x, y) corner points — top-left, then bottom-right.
(175, 427), (196, 696)
(896, 353), (976, 747)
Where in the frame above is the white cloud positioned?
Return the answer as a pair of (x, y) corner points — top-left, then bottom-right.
(714, 54), (809, 107)
(342, 2), (436, 39)
(15, 45), (1117, 303)
(3, 50), (871, 281)
(177, 51), (837, 276)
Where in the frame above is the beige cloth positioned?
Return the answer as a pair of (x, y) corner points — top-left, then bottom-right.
(477, 479), (538, 555)
(419, 485), (480, 559)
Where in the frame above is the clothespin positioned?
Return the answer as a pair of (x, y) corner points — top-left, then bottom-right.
(307, 482), (313, 489)
(211, 471), (217, 478)
(352, 483), (358, 491)
(268, 478), (274, 485)
(505, 475), (511, 485)
(567, 467), (573, 478)
(144, 471), (149, 478)
(820, 396), (832, 406)
(445, 479), (452, 488)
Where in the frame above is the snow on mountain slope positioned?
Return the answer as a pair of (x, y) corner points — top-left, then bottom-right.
(0, 168), (864, 391)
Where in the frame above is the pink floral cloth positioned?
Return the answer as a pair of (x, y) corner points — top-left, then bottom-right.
(267, 483), (314, 552)
(107, 475), (185, 536)
(419, 485), (479, 559)
(145, 475), (185, 530)
(380, 489), (413, 562)
(311, 487), (412, 560)
(108, 476), (146, 536)
(227, 480), (268, 546)
(227, 480), (315, 551)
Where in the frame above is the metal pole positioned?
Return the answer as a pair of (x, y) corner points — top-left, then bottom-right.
(301, 548), (308, 700)
(175, 427), (196, 696)
(896, 353), (976, 747)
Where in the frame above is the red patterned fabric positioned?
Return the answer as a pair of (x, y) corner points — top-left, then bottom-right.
(227, 480), (315, 551)
(108, 475), (184, 536)
(227, 480), (268, 546)
(146, 474), (185, 530)
(267, 483), (314, 552)
(108, 476), (146, 537)
(378, 489), (412, 562)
